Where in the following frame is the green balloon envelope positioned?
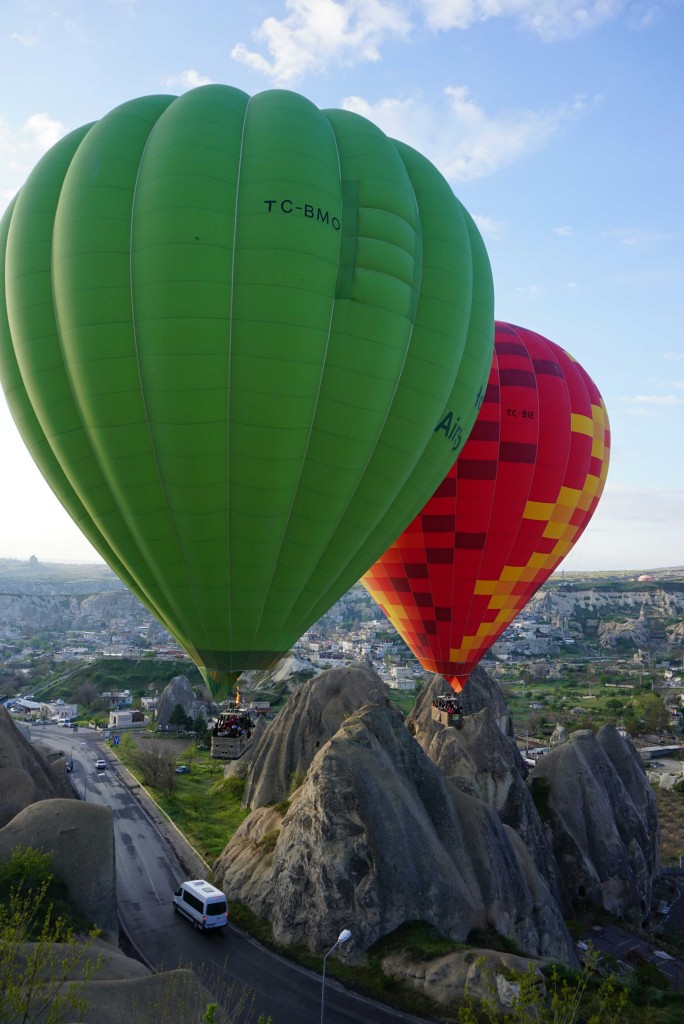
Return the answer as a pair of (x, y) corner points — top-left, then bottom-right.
(0, 85), (494, 698)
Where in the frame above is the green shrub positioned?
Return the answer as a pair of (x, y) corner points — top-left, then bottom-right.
(258, 829), (280, 852)
(370, 921), (462, 961)
(0, 846), (91, 935)
(289, 769), (306, 794)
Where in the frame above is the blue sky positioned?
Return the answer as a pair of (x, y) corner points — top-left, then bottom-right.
(0, 0), (682, 571)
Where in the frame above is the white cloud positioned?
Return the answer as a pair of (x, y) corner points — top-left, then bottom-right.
(231, 0), (412, 84)
(342, 86), (575, 183)
(11, 32), (39, 47)
(619, 394), (682, 404)
(663, 352), (684, 362)
(420, 0), (627, 41)
(472, 214), (506, 239)
(554, 224), (572, 236)
(559, 481), (684, 571)
(626, 407), (664, 417)
(233, 1), (644, 85)
(606, 226), (665, 247)
(567, 281), (578, 290)
(22, 113), (65, 151)
(165, 69), (213, 90)
(516, 284), (541, 294)
(0, 113), (65, 204)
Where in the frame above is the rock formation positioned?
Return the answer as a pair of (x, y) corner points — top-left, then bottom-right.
(550, 723), (568, 746)
(0, 798), (117, 935)
(598, 618), (650, 648)
(407, 673), (561, 902)
(215, 700), (576, 964)
(241, 661), (389, 808)
(155, 674), (195, 728)
(10, 937), (222, 1024)
(238, 650), (317, 693)
(408, 669), (517, 752)
(381, 947), (544, 1011)
(223, 714), (269, 780)
(529, 726), (658, 916)
(0, 705), (74, 828)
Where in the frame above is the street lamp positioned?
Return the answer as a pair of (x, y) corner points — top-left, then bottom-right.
(320, 928), (351, 1024)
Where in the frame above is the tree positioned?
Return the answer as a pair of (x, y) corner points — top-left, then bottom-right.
(640, 694), (670, 739)
(75, 681), (97, 708)
(191, 711), (210, 747)
(129, 741), (176, 796)
(0, 846), (101, 1024)
(458, 950), (628, 1024)
(169, 703), (190, 732)
(622, 713), (639, 738)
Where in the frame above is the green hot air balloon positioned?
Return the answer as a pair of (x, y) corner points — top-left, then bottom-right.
(0, 85), (494, 698)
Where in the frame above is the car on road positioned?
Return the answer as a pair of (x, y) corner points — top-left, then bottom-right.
(175, 765), (190, 774)
(173, 879), (228, 930)
(95, 759), (107, 770)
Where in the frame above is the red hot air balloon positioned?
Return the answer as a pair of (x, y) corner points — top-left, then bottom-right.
(362, 321), (610, 692)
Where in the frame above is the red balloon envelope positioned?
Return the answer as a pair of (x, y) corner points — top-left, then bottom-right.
(362, 321), (611, 692)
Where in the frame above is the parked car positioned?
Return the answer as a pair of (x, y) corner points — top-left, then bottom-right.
(175, 765), (190, 774)
(95, 759), (107, 770)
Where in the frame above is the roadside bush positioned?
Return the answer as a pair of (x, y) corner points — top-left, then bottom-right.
(0, 847), (101, 1023)
(128, 739), (176, 797)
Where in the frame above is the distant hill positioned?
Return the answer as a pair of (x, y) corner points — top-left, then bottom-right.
(43, 657), (203, 701)
(545, 566), (684, 589)
(0, 557), (122, 595)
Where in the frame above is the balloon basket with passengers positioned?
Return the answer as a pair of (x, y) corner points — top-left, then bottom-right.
(210, 702), (255, 761)
(432, 694), (464, 729)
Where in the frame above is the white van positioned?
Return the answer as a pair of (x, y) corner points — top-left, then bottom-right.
(173, 879), (228, 931)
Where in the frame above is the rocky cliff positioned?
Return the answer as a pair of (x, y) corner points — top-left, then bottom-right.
(218, 663), (663, 972)
(529, 726), (659, 916)
(238, 651), (318, 694)
(0, 590), (154, 633)
(216, 680), (576, 964)
(155, 674), (196, 727)
(241, 661), (389, 808)
(407, 674), (562, 902)
(0, 798), (118, 935)
(0, 705), (74, 827)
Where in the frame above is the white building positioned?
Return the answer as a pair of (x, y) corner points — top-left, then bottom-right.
(388, 667), (415, 692)
(109, 709), (146, 729)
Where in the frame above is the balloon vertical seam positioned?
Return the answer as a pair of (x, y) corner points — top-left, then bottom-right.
(246, 107), (341, 659)
(225, 98), (251, 667)
(127, 108), (214, 661)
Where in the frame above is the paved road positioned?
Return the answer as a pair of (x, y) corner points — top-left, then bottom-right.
(33, 725), (437, 1024)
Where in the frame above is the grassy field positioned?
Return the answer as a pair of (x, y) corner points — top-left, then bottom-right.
(656, 787), (684, 865)
(112, 737), (250, 863)
(386, 686), (422, 718)
(497, 674), (670, 738)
